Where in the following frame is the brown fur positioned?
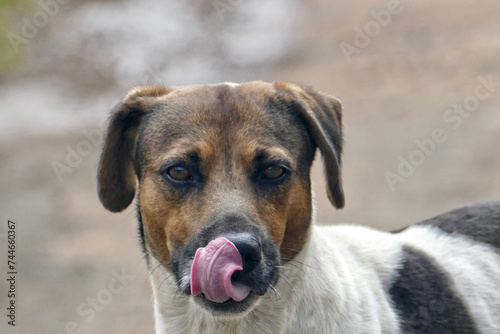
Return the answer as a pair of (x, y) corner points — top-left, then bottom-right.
(98, 81), (344, 269)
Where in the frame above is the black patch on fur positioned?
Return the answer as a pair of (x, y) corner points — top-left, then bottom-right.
(393, 201), (500, 248)
(389, 246), (477, 333)
(135, 200), (148, 266)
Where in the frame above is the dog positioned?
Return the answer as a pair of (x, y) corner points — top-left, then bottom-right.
(97, 81), (500, 333)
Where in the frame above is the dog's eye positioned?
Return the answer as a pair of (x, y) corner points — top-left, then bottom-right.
(262, 165), (286, 180)
(167, 166), (192, 181)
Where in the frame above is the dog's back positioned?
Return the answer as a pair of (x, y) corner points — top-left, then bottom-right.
(410, 201), (500, 247)
(391, 201), (500, 333)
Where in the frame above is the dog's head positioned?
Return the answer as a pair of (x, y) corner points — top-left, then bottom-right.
(97, 81), (343, 315)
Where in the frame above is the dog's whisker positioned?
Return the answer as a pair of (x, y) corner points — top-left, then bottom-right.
(147, 262), (163, 277)
(156, 272), (180, 294)
(276, 273), (294, 293)
(269, 284), (281, 298)
(149, 262), (175, 285)
(276, 265), (292, 270)
(281, 257), (318, 271)
(279, 247), (302, 254)
(215, 317), (233, 329)
(249, 309), (275, 334)
(276, 265), (297, 286)
(279, 259), (308, 274)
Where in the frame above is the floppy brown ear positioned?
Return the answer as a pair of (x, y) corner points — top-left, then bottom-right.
(98, 85), (172, 212)
(274, 82), (345, 209)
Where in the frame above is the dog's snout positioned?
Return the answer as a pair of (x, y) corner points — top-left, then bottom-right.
(229, 235), (262, 273)
(235, 241), (262, 272)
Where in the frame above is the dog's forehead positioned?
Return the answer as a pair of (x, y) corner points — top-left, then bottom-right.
(170, 81), (271, 94)
(138, 82), (308, 162)
(163, 81), (276, 118)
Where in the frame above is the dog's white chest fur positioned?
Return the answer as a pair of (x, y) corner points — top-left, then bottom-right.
(151, 224), (403, 333)
(149, 222), (500, 333)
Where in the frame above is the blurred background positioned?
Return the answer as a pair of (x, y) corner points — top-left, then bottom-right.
(0, 0), (499, 332)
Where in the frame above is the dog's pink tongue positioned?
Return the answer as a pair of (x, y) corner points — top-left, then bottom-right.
(191, 237), (251, 303)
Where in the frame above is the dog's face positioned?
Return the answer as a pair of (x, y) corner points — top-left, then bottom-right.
(97, 81), (344, 316)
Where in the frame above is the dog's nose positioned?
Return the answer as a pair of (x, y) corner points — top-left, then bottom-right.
(230, 235), (262, 272)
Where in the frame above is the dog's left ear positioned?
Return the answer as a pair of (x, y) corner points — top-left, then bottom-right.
(274, 82), (345, 209)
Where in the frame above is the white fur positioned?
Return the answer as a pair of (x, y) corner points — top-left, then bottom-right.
(148, 223), (500, 333)
(222, 82), (240, 87)
(149, 224), (406, 333)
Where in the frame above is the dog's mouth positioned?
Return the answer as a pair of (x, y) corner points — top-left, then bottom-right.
(194, 290), (259, 314)
(191, 237), (251, 303)
(186, 236), (277, 314)
(171, 223), (281, 314)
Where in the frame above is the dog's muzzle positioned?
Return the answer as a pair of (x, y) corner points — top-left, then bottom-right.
(191, 236), (259, 303)
(175, 216), (280, 313)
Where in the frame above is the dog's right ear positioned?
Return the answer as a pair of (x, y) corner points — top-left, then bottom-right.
(98, 85), (172, 212)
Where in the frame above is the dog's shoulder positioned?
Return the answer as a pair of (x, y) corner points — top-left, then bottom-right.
(393, 201), (500, 248)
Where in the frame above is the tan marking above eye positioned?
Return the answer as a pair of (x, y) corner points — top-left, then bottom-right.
(263, 165), (285, 179)
(168, 166), (191, 181)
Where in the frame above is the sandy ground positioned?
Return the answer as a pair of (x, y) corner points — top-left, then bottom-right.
(1, 0), (499, 333)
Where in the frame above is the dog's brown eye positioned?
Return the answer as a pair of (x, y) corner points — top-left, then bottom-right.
(262, 165), (285, 179)
(168, 166), (191, 181)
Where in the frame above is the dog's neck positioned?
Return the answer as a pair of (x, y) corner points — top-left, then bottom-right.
(147, 236), (311, 334)
(148, 225), (401, 334)
(147, 230), (313, 333)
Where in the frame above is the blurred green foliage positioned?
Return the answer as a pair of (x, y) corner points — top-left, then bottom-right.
(0, 0), (35, 75)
